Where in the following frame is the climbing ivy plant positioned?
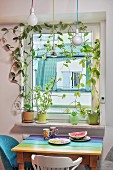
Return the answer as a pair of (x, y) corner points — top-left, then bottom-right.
(0, 21), (100, 116)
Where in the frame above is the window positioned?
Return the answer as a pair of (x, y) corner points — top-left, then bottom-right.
(32, 31), (92, 119)
(72, 72), (80, 88)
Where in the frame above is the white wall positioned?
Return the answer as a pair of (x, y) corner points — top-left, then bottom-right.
(0, 1), (113, 169)
(0, 25), (22, 139)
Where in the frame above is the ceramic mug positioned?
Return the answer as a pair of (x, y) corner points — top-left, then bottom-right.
(43, 128), (52, 140)
(50, 127), (58, 138)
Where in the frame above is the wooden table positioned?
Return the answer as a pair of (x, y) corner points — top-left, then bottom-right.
(12, 135), (103, 170)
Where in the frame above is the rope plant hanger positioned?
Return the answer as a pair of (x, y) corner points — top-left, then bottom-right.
(51, 0), (57, 57)
(72, 0), (82, 46)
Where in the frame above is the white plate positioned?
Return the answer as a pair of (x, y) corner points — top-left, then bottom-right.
(35, 121), (48, 124)
(48, 138), (71, 145)
(69, 136), (91, 142)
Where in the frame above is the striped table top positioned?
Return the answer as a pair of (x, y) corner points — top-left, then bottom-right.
(12, 135), (103, 156)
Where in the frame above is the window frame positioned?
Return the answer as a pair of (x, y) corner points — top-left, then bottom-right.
(24, 23), (105, 125)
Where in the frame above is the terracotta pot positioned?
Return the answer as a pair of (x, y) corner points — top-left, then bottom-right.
(38, 113), (46, 123)
(22, 111), (34, 123)
(87, 112), (99, 125)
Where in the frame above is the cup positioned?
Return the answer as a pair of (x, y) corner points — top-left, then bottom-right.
(50, 127), (58, 138)
(43, 128), (51, 140)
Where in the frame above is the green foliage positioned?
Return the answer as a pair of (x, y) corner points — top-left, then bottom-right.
(65, 108), (70, 114)
(22, 89), (33, 112)
(79, 107), (87, 116)
(71, 111), (78, 116)
(1, 21), (100, 118)
(62, 94), (66, 99)
(34, 78), (55, 114)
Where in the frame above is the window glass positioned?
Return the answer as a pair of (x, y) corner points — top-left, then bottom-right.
(33, 32), (92, 115)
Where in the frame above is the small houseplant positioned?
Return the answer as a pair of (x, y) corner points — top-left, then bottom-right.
(69, 111), (79, 125)
(22, 89), (34, 123)
(1, 22), (100, 125)
(86, 39), (100, 124)
(65, 39), (100, 125)
(34, 78), (55, 123)
(79, 39), (100, 124)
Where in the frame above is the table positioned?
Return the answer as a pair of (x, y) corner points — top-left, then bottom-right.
(12, 135), (103, 170)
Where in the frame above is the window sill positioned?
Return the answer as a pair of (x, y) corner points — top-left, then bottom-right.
(15, 122), (105, 137)
(16, 121), (104, 129)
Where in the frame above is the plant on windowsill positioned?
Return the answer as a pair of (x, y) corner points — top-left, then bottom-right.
(21, 89), (34, 123)
(63, 39), (100, 125)
(34, 78), (55, 123)
(0, 22), (98, 124)
(69, 111), (79, 125)
(79, 39), (100, 125)
(0, 24), (38, 123)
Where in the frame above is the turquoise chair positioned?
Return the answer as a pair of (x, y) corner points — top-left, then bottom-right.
(0, 135), (33, 170)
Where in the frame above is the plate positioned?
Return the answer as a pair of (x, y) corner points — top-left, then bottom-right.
(35, 121), (48, 124)
(69, 136), (91, 142)
(48, 138), (71, 145)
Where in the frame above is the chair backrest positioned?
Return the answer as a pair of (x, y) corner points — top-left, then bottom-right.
(0, 135), (19, 170)
(31, 154), (82, 170)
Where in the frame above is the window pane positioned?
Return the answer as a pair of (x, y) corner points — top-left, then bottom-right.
(33, 33), (92, 114)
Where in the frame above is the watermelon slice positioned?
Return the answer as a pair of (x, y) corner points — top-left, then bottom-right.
(68, 131), (87, 139)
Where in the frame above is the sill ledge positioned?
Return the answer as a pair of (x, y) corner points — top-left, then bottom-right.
(15, 122), (104, 130)
(15, 122), (105, 137)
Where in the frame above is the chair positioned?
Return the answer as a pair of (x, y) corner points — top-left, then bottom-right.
(97, 146), (113, 170)
(31, 154), (82, 170)
(0, 135), (33, 170)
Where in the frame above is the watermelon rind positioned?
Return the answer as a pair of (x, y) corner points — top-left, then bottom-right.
(68, 131), (87, 139)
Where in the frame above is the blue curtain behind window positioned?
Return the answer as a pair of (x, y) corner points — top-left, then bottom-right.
(36, 57), (66, 91)
(36, 57), (90, 92)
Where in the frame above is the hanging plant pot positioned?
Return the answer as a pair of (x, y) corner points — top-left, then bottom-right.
(38, 113), (47, 123)
(22, 111), (34, 123)
(87, 112), (99, 125)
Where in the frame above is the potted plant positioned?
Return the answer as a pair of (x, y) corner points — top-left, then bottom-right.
(87, 107), (100, 125)
(78, 39), (100, 124)
(34, 78), (55, 123)
(64, 38), (100, 125)
(1, 22), (100, 125)
(86, 39), (100, 124)
(69, 111), (79, 125)
(20, 89), (34, 123)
